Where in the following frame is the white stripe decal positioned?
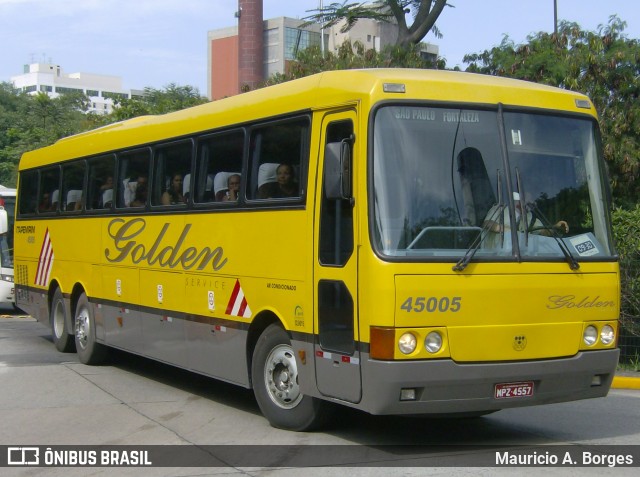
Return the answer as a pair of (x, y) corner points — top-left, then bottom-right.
(35, 229), (54, 287)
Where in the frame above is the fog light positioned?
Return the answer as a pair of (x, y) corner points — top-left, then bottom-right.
(591, 375), (603, 386)
(600, 325), (615, 345)
(424, 331), (442, 354)
(583, 325), (597, 346)
(398, 333), (417, 354)
(400, 388), (416, 401)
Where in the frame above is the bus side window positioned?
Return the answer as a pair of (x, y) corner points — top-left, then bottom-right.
(18, 170), (38, 216)
(87, 154), (115, 210)
(195, 130), (244, 204)
(248, 117), (309, 201)
(61, 160), (86, 212)
(117, 149), (151, 209)
(38, 167), (60, 214)
(152, 141), (192, 207)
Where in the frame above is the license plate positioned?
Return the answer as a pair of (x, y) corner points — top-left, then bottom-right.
(494, 381), (534, 399)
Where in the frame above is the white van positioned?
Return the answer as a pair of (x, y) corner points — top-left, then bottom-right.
(0, 186), (16, 306)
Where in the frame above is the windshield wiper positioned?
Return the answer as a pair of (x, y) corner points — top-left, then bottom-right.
(526, 202), (580, 270)
(453, 203), (505, 272)
(454, 169), (505, 272)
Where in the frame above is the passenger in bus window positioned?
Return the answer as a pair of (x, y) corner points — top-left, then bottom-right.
(101, 188), (114, 208)
(74, 194), (83, 211)
(50, 190), (59, 211)
(258, 163), (298, 199)
(161, 173), (185, 205)
(123, 175), (146, 207)
(130, 180), (148, 207)
(38, 192), (52, 212)
(100, 176), (114, 193)
(222, 174), (241, 202)
(97, 176), (114, 208)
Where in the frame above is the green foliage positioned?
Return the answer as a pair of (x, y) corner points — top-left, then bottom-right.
(611, 207), (640, 338)
(301, 2), (393, 33)
(302, 1), (451, 48)
(463, 17), (640, 208)
(106, 83), (208, 122)
(0, 83), (208, 186)
(262, 40), (444, 87)
(0, 83), (91, 186)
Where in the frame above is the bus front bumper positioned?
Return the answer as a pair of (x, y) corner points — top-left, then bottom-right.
(358, 349), (620, 415)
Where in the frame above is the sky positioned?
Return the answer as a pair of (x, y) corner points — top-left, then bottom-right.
(1, 0), (639, 95)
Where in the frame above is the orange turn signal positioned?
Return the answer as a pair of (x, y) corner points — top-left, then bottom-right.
(370, 327), (395, 360)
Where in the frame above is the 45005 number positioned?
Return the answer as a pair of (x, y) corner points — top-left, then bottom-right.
(400, 296), (461, 313)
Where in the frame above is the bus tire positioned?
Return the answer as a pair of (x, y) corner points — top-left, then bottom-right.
(74, 293), (107, 365)
(252, 324), (328, 431)
(50, 288), (75, 353)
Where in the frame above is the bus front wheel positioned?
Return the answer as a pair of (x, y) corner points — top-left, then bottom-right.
(50, 288), (74, 353)
(252, 324), (328, 431)
(74, 293), (107, 365)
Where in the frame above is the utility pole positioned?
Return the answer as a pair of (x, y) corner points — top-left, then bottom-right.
(554, 0), (558, 36)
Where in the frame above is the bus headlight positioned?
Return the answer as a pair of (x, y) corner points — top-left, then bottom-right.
(600, 325), (615, 345)
(0, 274), (13, 282)
(583, 325), (598, 346)
(398, 333), (417, 354)
(424, 331), (442, 354)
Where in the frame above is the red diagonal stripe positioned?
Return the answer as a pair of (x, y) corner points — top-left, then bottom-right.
(226, 279), (241, 315)
(237, 297), (247, 317)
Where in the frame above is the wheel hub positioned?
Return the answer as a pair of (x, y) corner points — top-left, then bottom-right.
(264, 345), (302, 409)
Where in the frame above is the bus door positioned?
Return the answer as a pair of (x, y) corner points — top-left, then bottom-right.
(313, 111), (361, 403)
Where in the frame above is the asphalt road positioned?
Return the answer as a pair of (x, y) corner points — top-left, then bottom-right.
(1, 307), (639, 476)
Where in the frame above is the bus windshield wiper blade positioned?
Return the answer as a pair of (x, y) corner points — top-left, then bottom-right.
(527, 203), (580, 270)
(453, 203), (505, 272)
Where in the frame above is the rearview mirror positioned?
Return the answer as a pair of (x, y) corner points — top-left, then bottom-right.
(324, 140), (352, 200)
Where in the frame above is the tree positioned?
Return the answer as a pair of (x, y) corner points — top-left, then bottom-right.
(611, 206), (640, 349)
(303, 1), (451, 48)
(262, 39), (442, 85)
(107, 83), (208, 122)
(0, 85), (90, 186)
(463, 17), (640, 208)
(0, 82), (209, 186)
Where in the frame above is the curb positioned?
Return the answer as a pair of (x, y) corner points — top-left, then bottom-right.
(612, 376), (640, 390)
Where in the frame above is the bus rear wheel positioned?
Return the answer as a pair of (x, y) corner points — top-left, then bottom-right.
(252, 324), (328, 431)
(50, 288), (75, 353)
(74, 293), (107, 365)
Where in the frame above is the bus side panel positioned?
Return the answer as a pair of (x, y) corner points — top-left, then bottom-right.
(184, 317), (250, 387)
(140, 268), (187, 367)
(99, 265), (143, 352)
(184, 273), (250, 386)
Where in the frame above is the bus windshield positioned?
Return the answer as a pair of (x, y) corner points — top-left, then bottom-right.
(0, 234), (11, 268)
(372, 105), (613, 262)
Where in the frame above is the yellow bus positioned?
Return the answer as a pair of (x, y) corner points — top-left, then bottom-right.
(14, 69), (620, 430)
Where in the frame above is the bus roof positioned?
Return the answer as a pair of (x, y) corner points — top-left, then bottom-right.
(19, 69), (596, 170)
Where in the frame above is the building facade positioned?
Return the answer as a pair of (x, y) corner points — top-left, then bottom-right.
(11, 63), (144, 114)
(208, 12), (438, 100)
